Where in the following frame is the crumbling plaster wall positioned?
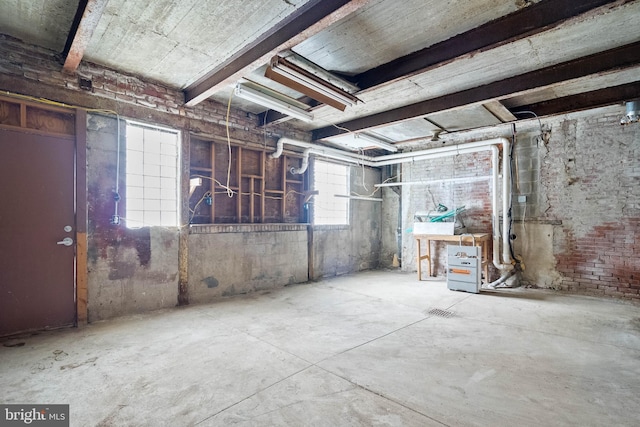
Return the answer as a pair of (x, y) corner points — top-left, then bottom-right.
(86, 114), (179, 321)
(86, 113), (316, 319)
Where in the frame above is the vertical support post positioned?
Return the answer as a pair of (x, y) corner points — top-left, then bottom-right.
(307, 157), (314, 280)
(236, 147), (242, 222)
(210, 139), (215, 222)
(178, 132), (190, 306)
(75, 108), (88, 326)
(249, 177), (255, 223)
(20, 103), (26, 128)
(281, 155), (288, 221)
(260, 150), (266, 223)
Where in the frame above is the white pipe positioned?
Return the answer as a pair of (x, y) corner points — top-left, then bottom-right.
(485, 267), (517, 289)
(270, 139), (284, 158)
(334, 195), (383, 202)
(290, 148), (311, 174)
(373, 138), (510, 163)
(376, 146), (491, 166)
(276, 137), (375, 166)
(490, 145), (501, 271)
(375, 176), (491, 187)
(501, 138), (514, 268)
(274, 136), (515, 272)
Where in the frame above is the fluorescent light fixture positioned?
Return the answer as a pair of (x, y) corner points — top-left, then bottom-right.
(355, 133), (398, 152)
(266, 56), (361, 112)
(281, 50), (360, 94)
(234, 82), (314, 123)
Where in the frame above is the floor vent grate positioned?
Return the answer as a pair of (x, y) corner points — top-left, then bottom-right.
(428, 308), (455, 318)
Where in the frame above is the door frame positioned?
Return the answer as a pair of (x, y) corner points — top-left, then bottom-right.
(75, 108), (88, 326)
(0, 94), (87, 328)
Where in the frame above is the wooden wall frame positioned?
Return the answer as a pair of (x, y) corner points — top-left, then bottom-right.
(189, 136), (306, 224)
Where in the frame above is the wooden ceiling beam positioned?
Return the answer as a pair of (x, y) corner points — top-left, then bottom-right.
(62, 0), (109, 73)
(510, 82), (640, 118)
(353, 0), (620, 90)
(263, 0), (619, 127)
(312, 42), (640, 140)
(183, 0), (370, 107)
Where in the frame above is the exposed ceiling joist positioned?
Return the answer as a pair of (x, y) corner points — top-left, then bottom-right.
(312, 41), (640, 140)
(483, 101), (517, 122)
(352, 0), (619, 90)
(62, 0), (109, 73)
(183, 0), (370, 107)
(511, 82), (640, 118)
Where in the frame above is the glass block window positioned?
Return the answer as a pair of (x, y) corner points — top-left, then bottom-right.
(125, 122), (179, 228)
(313, 160), (349, 225)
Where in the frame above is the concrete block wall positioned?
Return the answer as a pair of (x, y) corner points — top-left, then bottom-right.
(188, 227), (308, 303)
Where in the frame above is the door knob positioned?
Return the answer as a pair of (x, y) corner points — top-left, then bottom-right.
(57, 237), (73, 246)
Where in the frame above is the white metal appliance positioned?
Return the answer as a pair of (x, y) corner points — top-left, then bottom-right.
(446, 236), (481, 293)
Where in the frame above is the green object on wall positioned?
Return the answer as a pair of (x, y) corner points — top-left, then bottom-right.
(429, 206), (465, 222)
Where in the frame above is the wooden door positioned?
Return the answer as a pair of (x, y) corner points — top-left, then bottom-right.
(0, 129), (76, 336)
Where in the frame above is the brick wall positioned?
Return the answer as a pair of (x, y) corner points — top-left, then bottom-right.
(397, 106), (640, 301)
(541, 108), (640, 300)
(402, 150), (497, 280)
(0, 34), (307, 142)
(555, 219), (639, 298)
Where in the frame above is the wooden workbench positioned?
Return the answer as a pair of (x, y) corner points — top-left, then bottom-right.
(415, 233), (490, 281)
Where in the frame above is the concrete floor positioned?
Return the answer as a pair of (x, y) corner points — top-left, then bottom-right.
(1, 270), (640, 426)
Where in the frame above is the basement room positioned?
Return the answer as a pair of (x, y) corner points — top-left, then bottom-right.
(1, 1), (639, 426)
